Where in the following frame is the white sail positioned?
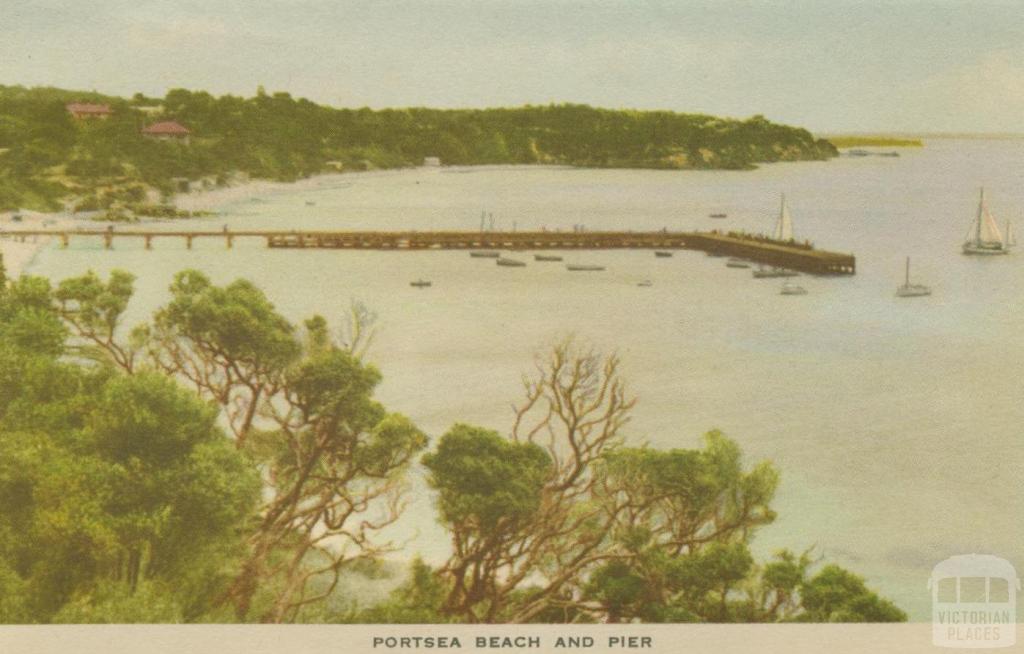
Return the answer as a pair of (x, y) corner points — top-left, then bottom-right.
(773, 194), (794, 241)
(970, 188), (1004, 246)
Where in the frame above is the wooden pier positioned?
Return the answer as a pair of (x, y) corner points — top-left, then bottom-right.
(0, 228), (855, 275)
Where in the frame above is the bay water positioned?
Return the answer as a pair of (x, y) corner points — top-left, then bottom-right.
(27, 139), (1024, 619)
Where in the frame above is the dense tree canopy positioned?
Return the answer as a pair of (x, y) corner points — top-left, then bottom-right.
(0, 263), (901, 624)
(0, 85), (838, 212)
(0, 276), (259, 622)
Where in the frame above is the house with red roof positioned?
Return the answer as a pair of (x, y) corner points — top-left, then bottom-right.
(66, 102), (113, 120)
(141, 121), (191, 144)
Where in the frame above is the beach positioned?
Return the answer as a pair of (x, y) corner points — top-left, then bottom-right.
(0, 211), (89, 278)
(0, 173), (337, 277)
(173, 171), (353, 214)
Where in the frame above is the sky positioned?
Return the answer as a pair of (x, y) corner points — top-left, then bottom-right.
(2, 0), (1022, 134)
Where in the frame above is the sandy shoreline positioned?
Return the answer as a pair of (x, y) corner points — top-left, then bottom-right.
(0, 211), (90, 278)
(173, 171), (356, 213)
(0, 173), (340, 277)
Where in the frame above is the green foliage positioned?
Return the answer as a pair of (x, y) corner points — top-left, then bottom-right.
(423, 424), (551, 531)
(797, 565), (907, 622)
(131, 269), (428, 622)
(157, 270), (301, 377)
(0, 268), (905, 625)
(354, 559), (452, 624)
(0, 276), (260, 623)
(0, 84), (836, 211)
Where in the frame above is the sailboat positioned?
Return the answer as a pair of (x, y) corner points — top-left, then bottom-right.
(895, 257), (931, 297)
(962, 188), (1012, 255)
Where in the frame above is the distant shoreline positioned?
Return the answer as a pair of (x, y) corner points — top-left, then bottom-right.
(826, 136), (923, 148)
(824, 132), (1024, 142)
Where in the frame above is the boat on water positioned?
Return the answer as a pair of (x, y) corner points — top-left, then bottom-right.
(409, 280), (432, 288)
(780, 281), (808, 295)
(726, 258), (751, 269)
(709, 213), (728, 219)
(654, 251), (673, 258)
(567, 264), (606, 272)
(637, 280), (653, 287)
(496, 257), (526, 267)
(470, 250), (500, 258)
(895, 257), (931, 297)
(962, 188), (1014, 255)
(534, 254), (563, 262)
(305, 200), (316, 206)
(753, 266), (799, 278)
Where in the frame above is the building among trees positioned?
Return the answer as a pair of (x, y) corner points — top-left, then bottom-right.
(141, 120), (191, 144)
(66, 102), (113, 119)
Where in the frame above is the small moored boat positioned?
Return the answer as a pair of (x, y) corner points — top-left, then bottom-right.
(470, 250), (500, 258)
(752, 266), (799, 278)
(496, 257), (526, 267)
(654, 251), (673, 258)
(726, 258), (751, 269)
(410, 279), (432, 288)
(534, 254), (563, 262)
(895, 257), (931, 297)
(780, 281), (808, 295)
(709, 213), (728, 219)
(637, 280), (653, 287)
(567, 264), (606, 272)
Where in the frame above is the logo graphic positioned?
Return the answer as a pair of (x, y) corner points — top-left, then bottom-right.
(930, 554), (1019, 648)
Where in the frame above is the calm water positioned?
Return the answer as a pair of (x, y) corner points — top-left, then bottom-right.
(29, 139), (1024, 620)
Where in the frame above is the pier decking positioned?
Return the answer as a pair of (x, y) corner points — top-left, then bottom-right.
(0, 228), (855, 275)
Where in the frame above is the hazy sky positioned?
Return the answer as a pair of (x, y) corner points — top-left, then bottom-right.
(2, 1), (1022, 133)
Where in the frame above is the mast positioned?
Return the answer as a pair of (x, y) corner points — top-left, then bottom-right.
(975, 187), (984, 244)
(905, 256), (910, 286)
(774, 193), (793, 241)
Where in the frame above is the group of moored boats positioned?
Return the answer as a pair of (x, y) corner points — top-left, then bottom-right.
(724, 257), (808, 295)
(411, 250), (608, 285)
(718, 195), (810, 295)
(479, 251), (607, 271)
(413, 188), (1016, 292)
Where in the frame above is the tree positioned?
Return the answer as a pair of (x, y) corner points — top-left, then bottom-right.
(420, 340), (901, 625)
(423, 425), (551, 619)
(797, 565), (906, 622)
(140, 270), (301, 443)
(0, 280), (260, 622)
(41, 269), (431, 622)
(60, 269), (430, 622)
(424, 340), (636, 622)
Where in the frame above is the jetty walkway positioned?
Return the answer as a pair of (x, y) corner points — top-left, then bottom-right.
(0, 228), (855, 275)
